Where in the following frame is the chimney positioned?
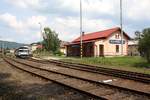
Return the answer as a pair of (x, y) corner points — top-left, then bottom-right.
(82, 31), (85, 36)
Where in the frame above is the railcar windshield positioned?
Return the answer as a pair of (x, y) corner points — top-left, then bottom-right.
(19, 49), (29, 52)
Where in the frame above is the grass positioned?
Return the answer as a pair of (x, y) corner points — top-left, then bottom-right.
(33, 51), (150, 74)
(60, 56), (150, 74)
(33, 51), (53, 57)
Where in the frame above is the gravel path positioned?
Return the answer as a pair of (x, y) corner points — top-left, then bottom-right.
(0, 58), (100, 100)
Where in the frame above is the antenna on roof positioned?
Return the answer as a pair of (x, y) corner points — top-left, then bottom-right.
(82, 32), (85, 36)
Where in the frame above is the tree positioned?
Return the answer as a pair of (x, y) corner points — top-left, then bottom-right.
(134, 31), (141, 40)
(138, 28), (150, 63)
(42, 27), (60, 53)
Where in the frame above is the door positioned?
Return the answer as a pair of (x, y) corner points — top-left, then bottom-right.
(99, 45), (104, 56)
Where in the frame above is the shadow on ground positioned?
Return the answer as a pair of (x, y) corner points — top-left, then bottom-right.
(133, 62), (150, 69)
(0, 73), (95, 100)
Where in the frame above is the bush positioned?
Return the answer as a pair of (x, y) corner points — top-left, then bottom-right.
(139, 28), (150, 63)
(53, 50), (63, 56)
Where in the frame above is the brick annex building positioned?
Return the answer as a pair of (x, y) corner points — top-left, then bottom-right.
(66, 27), (131, 57)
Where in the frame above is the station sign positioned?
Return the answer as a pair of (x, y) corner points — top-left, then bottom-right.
(109, 40), (125, 44)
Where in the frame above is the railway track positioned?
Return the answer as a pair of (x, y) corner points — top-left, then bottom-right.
(29, 58), (150, 84)
(3, 57), (150, 100)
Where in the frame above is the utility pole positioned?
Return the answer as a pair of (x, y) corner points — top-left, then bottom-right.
(120, 0), (123, 55)
(80, 0), (83, 59)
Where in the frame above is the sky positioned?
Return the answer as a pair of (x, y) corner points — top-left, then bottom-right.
(0, 0), (150, 44)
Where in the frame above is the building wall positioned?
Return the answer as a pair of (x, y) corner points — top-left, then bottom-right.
(31, 45), (37, 52)
(67, 42), (94, 57)
(94, 32), (128, 56)
(128, 45), (140, 56)
(60, 47), (66, 55)
(9, 49), (15, 53)
(127, 40), (140, 56)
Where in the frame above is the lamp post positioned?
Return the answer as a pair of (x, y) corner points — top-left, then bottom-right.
(38, 22), (44, 55)
(120, 0), (123, 55)
(80, 0), (83, 58)
(38, 22), (43, 41)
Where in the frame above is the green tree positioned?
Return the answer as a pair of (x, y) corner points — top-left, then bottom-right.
(42, 27), (60, 53)
(134, 31), (141, 40)
(138, 28), (150, 63)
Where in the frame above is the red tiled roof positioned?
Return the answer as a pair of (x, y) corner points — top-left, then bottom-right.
(37, 44), (43, 49)
(60, 41), (70, 47)
(72, 27), (130, 43)
(67, 40), (95, 45)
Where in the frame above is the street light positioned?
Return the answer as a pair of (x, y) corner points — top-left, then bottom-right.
(38, 22), (43, 41)
(38, 22), (47, 55)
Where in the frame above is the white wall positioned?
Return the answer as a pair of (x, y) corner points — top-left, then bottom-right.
(94, 32), (128, 56)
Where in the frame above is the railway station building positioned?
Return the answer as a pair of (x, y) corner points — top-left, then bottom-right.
(66, 27), (131, 57)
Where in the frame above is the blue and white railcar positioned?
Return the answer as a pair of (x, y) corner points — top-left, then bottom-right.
(15, 46), (32, 58)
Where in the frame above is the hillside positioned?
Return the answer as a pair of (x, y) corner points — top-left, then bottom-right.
(0, 40), (28, 49)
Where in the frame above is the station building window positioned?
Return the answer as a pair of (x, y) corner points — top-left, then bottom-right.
(115, 34), (119, 39)
(116, 45), (119, 53)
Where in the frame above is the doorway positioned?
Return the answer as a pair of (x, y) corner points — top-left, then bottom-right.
(99, 45), (104, 56)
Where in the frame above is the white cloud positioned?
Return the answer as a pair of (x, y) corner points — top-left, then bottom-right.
(26, 16), (47, 29)
(0, 13), (116, 42)
(6, 0), (150, 21)
(125, 0), (150, 20)
(49, 16), (115, 42)
(0, 37), (15, 42)
(2, 0), (150, 43)
(0, 13), (47, 33)
(6, 0), (118, 16)
(6, 0), (43, 9)
(0, 13), (23, 32)
(0, 13), (47, 43)
(51, 0), (117, 15)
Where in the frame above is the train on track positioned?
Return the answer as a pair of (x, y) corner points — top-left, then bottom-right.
(15, 46), (32, 58)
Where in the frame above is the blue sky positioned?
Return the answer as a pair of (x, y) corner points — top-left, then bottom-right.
(0, 0), (150, 44)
